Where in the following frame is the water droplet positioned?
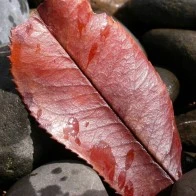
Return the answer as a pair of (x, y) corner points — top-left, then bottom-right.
(177, 171), (182, 178)
(63, 117), (80, 145)
(124, 181), (134, 196)
(125, 149), (135, 170)
(85, 121), (89, 127)
(35, 44), (41, 53)
(37, 109), (42, 119)
(89, 141), (116, 181)
(86, 43), (98, 69)
(77, 2), (91, 36)
(100, 26), (110, 41)
(118, 171), (126, 190)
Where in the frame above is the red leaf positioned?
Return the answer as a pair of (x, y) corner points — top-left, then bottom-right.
(10, 0), (182, 195)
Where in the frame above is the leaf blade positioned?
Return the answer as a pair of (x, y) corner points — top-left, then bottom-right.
(11, 12), (173, 195)
(38, 0), (182, 180)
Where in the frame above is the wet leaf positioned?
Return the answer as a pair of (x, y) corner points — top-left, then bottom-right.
(10, 0), (182, 195)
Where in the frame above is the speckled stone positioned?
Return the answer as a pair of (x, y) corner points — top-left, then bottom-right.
(0, 0), (29, 45)
(7, 161), (108, 196)
(0, 89), (33, 186)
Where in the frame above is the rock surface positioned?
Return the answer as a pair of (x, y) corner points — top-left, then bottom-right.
(90, 0), (130, 15)
(7, 161), (108, 196)
(126, 0), (196, 29)
(0, 89), (33, 186)
(182, 152), (196, 173)
(155, 67), (180, 102)
(171, 169), (196, 196)
(176, 109), (196, 150)
(142, 29), (196, 100)
(0, 0), (29, 44)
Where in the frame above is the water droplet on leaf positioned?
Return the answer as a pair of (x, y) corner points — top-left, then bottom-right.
(85, 121), (89, 127)
(63, 117), (80, 145)
(118, 171), (126, 190)
(125, 149), (135, 170)
(89, 141), (116, 181)
(37, 108), (42, 119)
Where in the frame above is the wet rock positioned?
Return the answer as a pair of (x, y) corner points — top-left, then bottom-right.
(176, 109), (196, 150)
(90, 0), (130, 15)
(171, 169), (196, 196)
(0, 0), (29, 45)
(125, 0), (196, 29)
(155, 67), (180, 102)
(142, 29), (196, 100)
(0, 44), (16, 92)
(7, 161), (108, 196)
(0, 89), (33, 187)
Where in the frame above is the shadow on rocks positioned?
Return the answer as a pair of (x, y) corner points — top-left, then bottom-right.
(0, 44), (17, 94)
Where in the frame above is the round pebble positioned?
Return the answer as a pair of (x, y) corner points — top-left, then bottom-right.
(171, 169), (196, 196)
(155, 67), (180, 102)
(7, 161), (108, 196)
(126, 0), (196, 29)
(142, 29), (196, 100)
(90, 0), (130, 15)
(176, 109), (196, 150)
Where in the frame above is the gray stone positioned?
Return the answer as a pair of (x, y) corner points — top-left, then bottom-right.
(142, 29), (196, 100)
(0, 89), (33, 186)
(7, 161), (109, 196)
(176, 109), (196, 150)
(0, 0), (29, 45)
(126, 0), (196, 29)
(155, 67), (180, 102)
(171, 169), (196, 196)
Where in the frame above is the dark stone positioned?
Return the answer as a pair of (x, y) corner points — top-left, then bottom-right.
(171, 169), (196, 196)
(182, 152), (196, 174)
(176, 109), (196, 151)
(0, 44), (16, 93)
(0, 0), (29, 44)
(124, 0), (196, 29)
(113, 18), (147, 57)
(90, 0), (130, 15)
(155, 67), (180, 102)
(0, 90), (33, 186)
(142, 29), (196, 101)
(7, 161), (108, 196)
(28, 0), (43, 8)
